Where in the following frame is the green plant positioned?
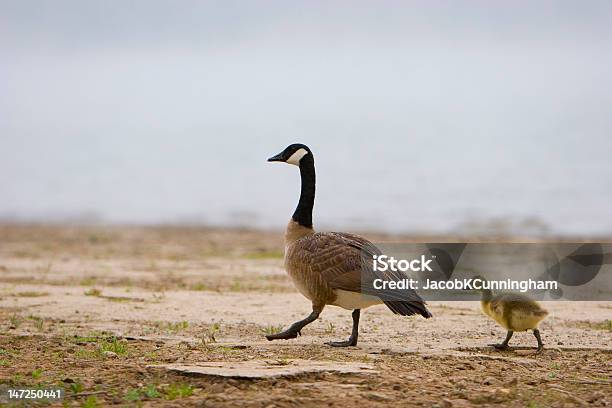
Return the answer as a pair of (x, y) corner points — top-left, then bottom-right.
(164, 383), (193, 400)
(203, 323), (220, 344)
(98, 337), (127, 355)
(82, 395), (98, 408)
(166, 321), (189, 333)
(9, 314), (22, 328)
(190, 283), (209, 291)
(262, 325), (284, 336)
(144, 384), (160, 398)
(70, 381), (85, 394)
(124, 389), (141, 402)
(28, 315), (44, 331)
(31, 368), (42, 379)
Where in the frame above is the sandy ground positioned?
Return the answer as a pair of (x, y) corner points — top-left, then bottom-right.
(0, 225), (610, 407)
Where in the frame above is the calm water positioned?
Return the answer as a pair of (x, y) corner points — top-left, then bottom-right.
(2, 1), (612, 236)
(2, 132), (611, 237)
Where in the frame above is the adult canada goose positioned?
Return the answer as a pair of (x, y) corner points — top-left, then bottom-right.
(266, 143), (432, 347)
(475, 276), (548, 352)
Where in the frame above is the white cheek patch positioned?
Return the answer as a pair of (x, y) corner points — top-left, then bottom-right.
(286, 148), (308, 165)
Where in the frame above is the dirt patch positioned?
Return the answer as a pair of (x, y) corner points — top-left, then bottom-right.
(1, 225), (611, 407)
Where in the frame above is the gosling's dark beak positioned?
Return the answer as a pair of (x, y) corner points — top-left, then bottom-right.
(267, 153), (285, 162)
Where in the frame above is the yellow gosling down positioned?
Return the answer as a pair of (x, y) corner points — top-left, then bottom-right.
(477, 276), (549, 352)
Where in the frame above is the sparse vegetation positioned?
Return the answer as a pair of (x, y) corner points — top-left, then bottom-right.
(98, 337), (128, 355)
(163, 383), (194, 400)
(82, 395), (99, 408)
(80, 277), (97, 286)
(1, 225), (610, 407)
(593, 319), (612, 331)
(202, 322), (220, 344)
(15, 291), (49, 297)
(70, 381), (85, 394)
(124, 388), (141, 401)
(245, 250), (284, 259)
(189, 282), (210, 291)
(124, 384), (161, 401)
(84, 288), (102, 297)
(28, 315), (44, 331)
(9, 314), (22, 328)
(574, 319), (612, 332)
(153, 320), (189, 334)
(31, 368), (42, 379)
(262, 325), (284, 336)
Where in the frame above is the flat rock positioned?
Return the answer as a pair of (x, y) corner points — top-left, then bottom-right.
(148, 359), (376, 379)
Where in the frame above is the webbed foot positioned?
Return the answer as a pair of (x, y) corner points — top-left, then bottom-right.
(325, 338), (357, 347)
(265, 329), (300, 341)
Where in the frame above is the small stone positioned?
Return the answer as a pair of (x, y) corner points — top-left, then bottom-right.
(506, 377), (518, 386)
(495, 388), (511, 395)
(102, 351), (118, 358)
(483, 377), (497, 385)
(208, 383), (225, 394)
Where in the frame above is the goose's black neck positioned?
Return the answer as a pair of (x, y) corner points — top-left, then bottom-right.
(292, 154), (315, 229)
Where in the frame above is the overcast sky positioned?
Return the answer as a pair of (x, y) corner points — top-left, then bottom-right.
(1, 1), (611, 234)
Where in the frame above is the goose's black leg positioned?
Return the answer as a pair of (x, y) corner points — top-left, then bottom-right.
(490, 330), (513, 350)
(533, 329), (544, 352)
(326, 309), (360, 347)
(266, 305), (322, 341)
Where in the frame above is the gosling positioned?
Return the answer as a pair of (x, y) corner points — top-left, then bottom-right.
(476, 276), (548, 352)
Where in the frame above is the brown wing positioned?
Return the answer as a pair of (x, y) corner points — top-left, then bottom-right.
(287, 232), (370, 292)
(293, 232), (429, 307)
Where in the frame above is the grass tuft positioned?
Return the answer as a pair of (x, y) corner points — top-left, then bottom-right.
(164, 383), (194, 400)
(98, 337), (128, 355)
(84, 288), (102, 297)
(16, 291), (49, 297)
(261, 325), (284, 336)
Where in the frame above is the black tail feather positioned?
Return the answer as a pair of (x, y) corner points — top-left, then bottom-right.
(383, 300), (432, 319)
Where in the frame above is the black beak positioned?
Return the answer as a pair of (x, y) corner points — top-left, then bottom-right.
(267, 153), (285, 162)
